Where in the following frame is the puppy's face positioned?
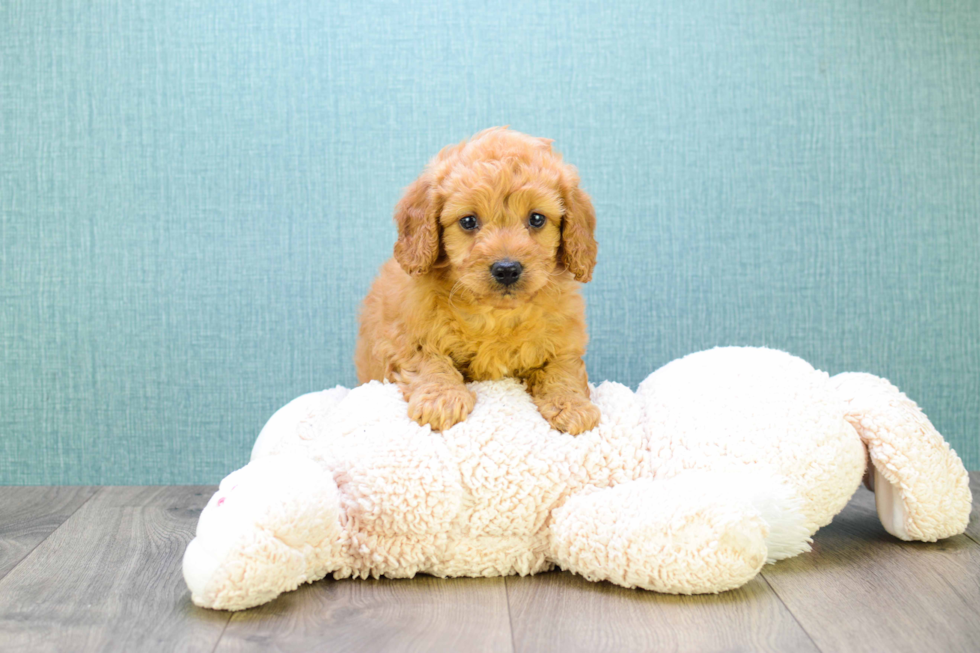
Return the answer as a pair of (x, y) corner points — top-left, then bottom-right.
(438, 162), (565, 306)
(393, 128), (597, 306)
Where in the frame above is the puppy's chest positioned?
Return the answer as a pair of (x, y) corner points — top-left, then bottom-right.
(443, 316), (553, 381)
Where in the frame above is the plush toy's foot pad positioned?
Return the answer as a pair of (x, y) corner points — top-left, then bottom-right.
(869, 466), (914, 540)
(550, 477), (773, 594)
(183, 455), (344, 610)
(834, 373), (972, 541)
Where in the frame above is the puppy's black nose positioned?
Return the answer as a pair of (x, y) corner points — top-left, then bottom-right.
(490, 259), (523, 286)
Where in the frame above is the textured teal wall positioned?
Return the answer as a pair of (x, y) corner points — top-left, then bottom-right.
(1, 0), (978, 483)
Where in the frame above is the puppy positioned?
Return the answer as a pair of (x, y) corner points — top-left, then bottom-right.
(355, 127), (600, 434)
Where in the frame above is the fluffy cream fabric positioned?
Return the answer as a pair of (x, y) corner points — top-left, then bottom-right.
(183, 347), (972, 611)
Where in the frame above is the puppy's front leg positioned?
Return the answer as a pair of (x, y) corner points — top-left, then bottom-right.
(525, 356), (601, 435)
(393, 354), (476, 432)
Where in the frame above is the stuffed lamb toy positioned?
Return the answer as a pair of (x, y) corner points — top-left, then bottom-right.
(183, 347), (972, 611)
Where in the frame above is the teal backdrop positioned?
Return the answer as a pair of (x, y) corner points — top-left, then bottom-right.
(2, 0), (978, 484)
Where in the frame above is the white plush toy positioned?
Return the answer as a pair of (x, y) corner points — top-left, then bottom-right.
(183, 347), (972, 611)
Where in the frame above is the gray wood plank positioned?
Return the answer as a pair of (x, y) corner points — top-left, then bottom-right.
(763, 486), (980, 653)
(213, 575), (513, 653)
(0, 486), (98, 579)
(0, 486), (229, 653)
(506, 570), (818, 653)
(965, 471), (979, 545)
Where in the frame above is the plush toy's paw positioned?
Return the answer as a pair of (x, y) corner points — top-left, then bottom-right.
(551, 477), (771, 594)
(834, 372), (972, 541)
(535, 394), (601, 435)
(407, 382), (476, 432)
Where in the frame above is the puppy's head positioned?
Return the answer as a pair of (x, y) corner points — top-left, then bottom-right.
(393, 127), (597, 306)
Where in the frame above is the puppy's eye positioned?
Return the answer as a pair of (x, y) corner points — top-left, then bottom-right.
(529, 212), (547, 228)
(459, 215), (479, 231)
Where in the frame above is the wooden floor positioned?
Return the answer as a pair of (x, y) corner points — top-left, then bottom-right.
(0, 476), (978, 653)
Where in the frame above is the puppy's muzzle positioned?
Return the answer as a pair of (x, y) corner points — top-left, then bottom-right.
(490, 259), (523, 286)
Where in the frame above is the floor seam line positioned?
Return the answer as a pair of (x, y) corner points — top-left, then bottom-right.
(0, 486), (103, 585)
(208, 613), (234, 653)
(504, 577), (518, 653)
(759, 570), (824, 653)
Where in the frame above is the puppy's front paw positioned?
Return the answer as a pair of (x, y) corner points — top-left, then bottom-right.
(536, 394), (601, 435)
(407, 383), (476, 432)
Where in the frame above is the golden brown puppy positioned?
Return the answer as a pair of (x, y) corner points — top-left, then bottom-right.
(355, 127), (599, 434)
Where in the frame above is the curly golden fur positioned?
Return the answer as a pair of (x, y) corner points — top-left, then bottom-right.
(355, 127), (600, 434)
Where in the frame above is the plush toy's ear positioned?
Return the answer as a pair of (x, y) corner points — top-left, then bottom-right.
(833, 372), (972, 542)
(558, 166), (598, 283)
(393, 175), (441, 277)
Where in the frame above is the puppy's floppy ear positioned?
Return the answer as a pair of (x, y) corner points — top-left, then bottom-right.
(393, 174), (441, 276)
(559, 168), (598, 283)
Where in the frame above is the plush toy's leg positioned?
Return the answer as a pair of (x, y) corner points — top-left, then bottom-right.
(549, 470), (810, 594)
(182, 454), (345, 610)
(833, 373), (972, 541)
